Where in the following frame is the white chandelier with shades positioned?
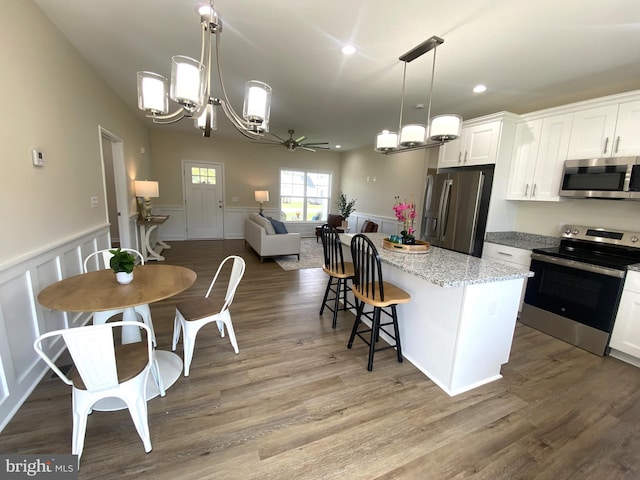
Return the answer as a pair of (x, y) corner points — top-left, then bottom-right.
(375, 36), (462, 154)
(136, 1), (272, 139)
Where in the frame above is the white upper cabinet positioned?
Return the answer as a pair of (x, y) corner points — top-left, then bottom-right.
(613, 100), (640, 156)
(567, 100), (640, 159)
(438, 120), (502, 168)
(506, 113), (572, 201)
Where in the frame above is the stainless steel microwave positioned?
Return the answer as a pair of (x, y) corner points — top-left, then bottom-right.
(559, 156), (640, 199)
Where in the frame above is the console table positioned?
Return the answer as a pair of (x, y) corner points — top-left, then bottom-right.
(138, 215), (171, 261)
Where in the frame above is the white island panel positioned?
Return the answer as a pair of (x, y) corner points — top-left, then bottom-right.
(341, 233), (530, 396)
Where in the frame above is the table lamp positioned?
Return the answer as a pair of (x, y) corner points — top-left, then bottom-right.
(135, 180), (159, 219)
(255, 190), (269, 214)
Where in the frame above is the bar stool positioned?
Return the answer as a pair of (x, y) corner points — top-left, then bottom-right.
(348, 234), (411, 371)
(319, 224), (355, 328)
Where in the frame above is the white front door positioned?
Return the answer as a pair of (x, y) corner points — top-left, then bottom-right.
(183, 161), (224, 239)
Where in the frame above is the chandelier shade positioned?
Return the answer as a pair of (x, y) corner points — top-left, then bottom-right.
(430, 114), (462, 141)
(137, 72), (169, 114)
(243, 81), (271, 125)
(375, 130), (398, 152)
(170, 56), (206, 113)
(375, 35), (461, 155)
(399, 124), (427, 147)
(136, 2), (272, 139)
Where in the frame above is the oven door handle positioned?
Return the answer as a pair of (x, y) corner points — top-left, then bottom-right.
(530, 253), (625, 278)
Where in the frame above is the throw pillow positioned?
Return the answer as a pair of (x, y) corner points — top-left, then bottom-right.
(269, 218), (288, 234)
(254, 213), (276, 234)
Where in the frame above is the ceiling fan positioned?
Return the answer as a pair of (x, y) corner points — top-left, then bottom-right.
(258, 129), (330, 152)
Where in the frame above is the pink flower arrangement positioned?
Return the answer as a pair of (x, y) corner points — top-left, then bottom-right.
(393, 196), (417, 238)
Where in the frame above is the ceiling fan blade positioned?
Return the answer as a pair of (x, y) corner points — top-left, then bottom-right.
(271, 133), (287, 142)
(302, 142), (330, 146)
(295, 135), (307, 143)
(302, 147), (316, 152)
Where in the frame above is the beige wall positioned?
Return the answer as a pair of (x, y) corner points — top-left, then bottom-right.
(0, 0), (151, 267)
(341, 145), (433, 221)
(148, 130), (342, 211)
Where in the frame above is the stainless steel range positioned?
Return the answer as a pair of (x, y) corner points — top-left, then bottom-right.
(521, 225), (640, 355)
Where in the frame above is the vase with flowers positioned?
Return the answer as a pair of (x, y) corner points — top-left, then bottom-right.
(393, 196), (417, 244)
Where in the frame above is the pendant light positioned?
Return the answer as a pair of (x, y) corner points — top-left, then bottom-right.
(375, 36), (462, 154)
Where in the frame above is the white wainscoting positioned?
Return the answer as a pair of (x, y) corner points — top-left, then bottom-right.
(0, 225), (110, 432)
(347, 212), (400, 236)
(147, 206), (400, 241)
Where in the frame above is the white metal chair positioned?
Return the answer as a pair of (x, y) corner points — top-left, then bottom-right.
(172, 255), (246, 376)
(33, 321), (160, 468)
(83, 248), (156, 346)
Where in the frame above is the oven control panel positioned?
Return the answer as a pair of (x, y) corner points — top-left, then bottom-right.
(561, 225), (640, 248)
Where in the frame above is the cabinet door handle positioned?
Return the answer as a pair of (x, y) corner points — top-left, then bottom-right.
(458, 152), (462, 164)
(498, 251), (513, 257)
(463, 151), (468, 163)
(532, 184), (537, 197)
(524, 184), (529, 196)
(603, 136), (609, 154)
(615, 136), (621, 154)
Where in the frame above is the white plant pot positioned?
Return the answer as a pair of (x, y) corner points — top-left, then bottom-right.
(116, 271), (133, 285)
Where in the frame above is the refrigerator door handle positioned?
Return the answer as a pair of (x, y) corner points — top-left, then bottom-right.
(438, 179), (453, 241)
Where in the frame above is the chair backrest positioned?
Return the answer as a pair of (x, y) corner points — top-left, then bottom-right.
(360, 220), (379, 233)
(326, 213), (344, 228)
(83, 248), (144, 273)
(204, 255), (246, 311)
(33, 321), (153, 392)
(350, 234), (385, 302)
(320, 224), (347, 274)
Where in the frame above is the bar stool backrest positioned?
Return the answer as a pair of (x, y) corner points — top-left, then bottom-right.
(350, 234), (385, 302)
(320, 224), (348, 275)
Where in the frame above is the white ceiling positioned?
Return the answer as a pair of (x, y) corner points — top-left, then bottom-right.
(33, 0), (640, 151)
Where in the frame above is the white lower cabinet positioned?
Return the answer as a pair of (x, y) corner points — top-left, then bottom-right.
(609, 271), (640, 365)
(482, 242), (531, 312)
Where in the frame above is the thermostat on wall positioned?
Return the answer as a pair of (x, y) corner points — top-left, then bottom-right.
(32, 148), (45, 167)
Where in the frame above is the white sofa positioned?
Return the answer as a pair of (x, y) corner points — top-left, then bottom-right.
(244, 213), (301, 262)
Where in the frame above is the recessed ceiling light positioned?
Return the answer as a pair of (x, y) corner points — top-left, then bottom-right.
(473, 84), (487, 93)
(341, 44), (356, 55)
(335, 145), (342, 149)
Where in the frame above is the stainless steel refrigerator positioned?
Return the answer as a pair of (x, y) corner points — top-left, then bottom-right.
(420, 167), (493, 258)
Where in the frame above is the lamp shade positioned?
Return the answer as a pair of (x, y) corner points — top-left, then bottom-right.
(254, 190), (269, 202)
(430, 115), (463, 141)
(399, 124), (427, 147)
(374, 130), (398, 152)
(137, 71), (168, 114)
(135, 180), (160, 198)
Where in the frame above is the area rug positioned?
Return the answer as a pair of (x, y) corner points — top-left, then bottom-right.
(274, 238), (324, 271)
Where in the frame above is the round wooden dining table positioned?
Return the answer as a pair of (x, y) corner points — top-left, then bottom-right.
(38, 264), (196, 410)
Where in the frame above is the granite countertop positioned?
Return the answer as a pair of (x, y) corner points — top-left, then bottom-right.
(484, 231), (560, 251)
(341, 233), (533, 288)
(628, 264), (640, 273)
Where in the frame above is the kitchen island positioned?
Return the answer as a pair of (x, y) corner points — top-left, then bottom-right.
(341, 233), (534, 396)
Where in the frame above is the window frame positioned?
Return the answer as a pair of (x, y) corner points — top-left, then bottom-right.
(279, 168), (332, 222)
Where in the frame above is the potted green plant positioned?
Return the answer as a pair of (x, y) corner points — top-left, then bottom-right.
(109, 248), (136, 284)
(336, 192), (356, 229)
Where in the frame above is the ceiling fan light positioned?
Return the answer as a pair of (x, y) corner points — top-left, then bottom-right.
(137, 71), (168, 114)
(430, 114), (462, 141)
(170, 55), (205, 113)
(399, 124), (426, 147)
(243, 80), (272, 127)
(374, 130), (398, 152)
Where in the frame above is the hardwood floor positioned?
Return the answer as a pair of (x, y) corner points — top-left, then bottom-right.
(2, 239), (640, 479)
